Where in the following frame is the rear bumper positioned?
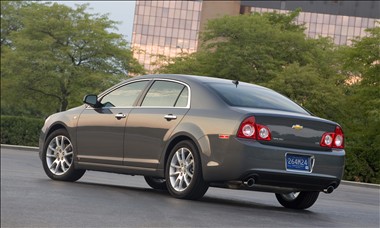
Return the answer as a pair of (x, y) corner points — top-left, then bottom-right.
(202, 136), (345, 192)
(240, 169), (341, 191)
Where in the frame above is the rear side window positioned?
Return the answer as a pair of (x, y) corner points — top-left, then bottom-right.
(208, 83), (308, 114)
(175, 87), (189, 107)
(142, 81), (189, 107)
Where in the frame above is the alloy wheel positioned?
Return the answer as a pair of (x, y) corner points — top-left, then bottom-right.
(46, 135), (74, 175)
(169, 147), (194, 192)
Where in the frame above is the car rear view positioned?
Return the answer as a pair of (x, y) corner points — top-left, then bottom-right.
(206, 81), (345, 209)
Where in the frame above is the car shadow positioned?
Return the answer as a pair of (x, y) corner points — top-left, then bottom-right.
(67, 180), (315, 214)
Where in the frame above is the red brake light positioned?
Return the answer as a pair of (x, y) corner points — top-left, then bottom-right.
(334, 126), (344, 148)
(257, 124), (272, 141)
(320, 133), (334, 147)
(320, 126), (344, 149)
(237, 117), (256, 139)
(237, 117), (271, 141)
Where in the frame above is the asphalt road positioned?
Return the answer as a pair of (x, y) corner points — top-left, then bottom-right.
(1, 148), (379, 228)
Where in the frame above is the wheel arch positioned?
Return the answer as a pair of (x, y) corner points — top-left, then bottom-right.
(162, 133), (199, 169)
(45, 123), (67, 139)
(160, 131), (211, 180)
(40, 122), (75, 160)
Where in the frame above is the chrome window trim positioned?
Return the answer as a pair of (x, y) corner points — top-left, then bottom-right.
(84, 78), (191, 110)
(98, 79), (153, 100)
(138, 78), (191, 109)
(85, 79), (152, 110)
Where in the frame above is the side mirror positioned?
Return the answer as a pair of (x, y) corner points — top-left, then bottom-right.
(83, 94), (101, 108)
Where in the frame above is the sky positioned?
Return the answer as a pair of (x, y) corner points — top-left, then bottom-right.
(53, 1), (136, 43)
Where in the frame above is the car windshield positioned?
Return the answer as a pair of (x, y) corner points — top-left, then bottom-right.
(208, 82), (309, 114)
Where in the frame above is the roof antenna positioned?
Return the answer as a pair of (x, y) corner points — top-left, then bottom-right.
(232, 80), (239, 87)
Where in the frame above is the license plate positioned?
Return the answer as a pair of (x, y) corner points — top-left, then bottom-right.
(286, 154), (312, 172)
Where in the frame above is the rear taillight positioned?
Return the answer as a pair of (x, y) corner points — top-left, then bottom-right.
(237, 117), (256, 139)
(257, 124), (271, 141)
(320, 126), (344, 149)
(237, 117), (271, 141)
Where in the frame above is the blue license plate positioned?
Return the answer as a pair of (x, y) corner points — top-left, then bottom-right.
(286, 154), (312, 172)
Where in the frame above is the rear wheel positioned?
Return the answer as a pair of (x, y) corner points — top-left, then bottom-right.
(144, 176), (167, 190)
(275, 191), (319, 209)
(42, 129), (85, 182)
(165, 140), (208, 200)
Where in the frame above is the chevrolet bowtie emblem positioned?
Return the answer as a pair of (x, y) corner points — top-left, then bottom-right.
(292, 124), (303, 130)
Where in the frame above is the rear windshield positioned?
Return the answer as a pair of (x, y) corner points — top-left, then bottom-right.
(208, 83), (309, 114)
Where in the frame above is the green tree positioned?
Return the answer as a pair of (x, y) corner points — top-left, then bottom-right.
(265, 62), (345, 120)
(154, 51), (214, 76)
(159, 10), (316, 83)
(158, 10), (346, 122)
(156, 10), (379, 183)
(1, 2), (144, 117)
(340, 26), (380, 183)
(1, 1), (27, 48)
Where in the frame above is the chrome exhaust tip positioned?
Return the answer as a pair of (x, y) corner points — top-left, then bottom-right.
(323, 186), (334, 194)
(244, 178), (256, 188)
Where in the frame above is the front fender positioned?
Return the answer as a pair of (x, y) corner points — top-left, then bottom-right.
(39, 106), (85, 160)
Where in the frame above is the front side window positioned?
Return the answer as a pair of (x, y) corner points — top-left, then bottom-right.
(142, 81), (189, 107)
(101, 81), (149, 108)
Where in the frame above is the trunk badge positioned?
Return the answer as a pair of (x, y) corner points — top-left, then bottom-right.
(292, 124), (303, 130)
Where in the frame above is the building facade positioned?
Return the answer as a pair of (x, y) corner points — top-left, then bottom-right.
(132, 1), (379, 72)
(244, 1), (379, 45)
(132, 1), (202, 71)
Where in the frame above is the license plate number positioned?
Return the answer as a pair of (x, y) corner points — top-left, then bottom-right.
(286, 154), (312, 172)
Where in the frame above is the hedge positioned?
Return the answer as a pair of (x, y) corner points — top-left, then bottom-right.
(1, 116), (44, 147)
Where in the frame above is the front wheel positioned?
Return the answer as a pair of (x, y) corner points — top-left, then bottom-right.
(275, 191), (320, 209)
(165, 140), (208, 200)
(42, 129), (85, 182)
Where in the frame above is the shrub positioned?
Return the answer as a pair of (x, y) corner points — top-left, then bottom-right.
(0, 116), (44, 147)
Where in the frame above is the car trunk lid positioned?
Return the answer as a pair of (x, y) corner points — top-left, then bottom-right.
(256, 114), (336, 150)
(233, 107), (338, 151)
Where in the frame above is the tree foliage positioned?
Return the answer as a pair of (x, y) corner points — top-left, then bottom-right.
(159, 10), (314, 82)
(339, 26), (380, 183)
(1, 2), (144, 117)
(1, 1), (26, 48)
(157, 11), (379, 183)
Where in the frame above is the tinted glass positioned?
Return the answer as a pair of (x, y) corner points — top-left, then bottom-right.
(142, 81), (186, 107)
(175, 87), (189, 107)
(101, 81), (149, 107)
(209, 83), (308, 114)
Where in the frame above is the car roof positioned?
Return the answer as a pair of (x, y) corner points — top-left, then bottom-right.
(133, 74), (264, 88)
(136, 74), (224, 83)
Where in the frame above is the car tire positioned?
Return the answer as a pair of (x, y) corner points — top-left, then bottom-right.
(165, 140), (209, 200)
(275, 191), (320, 209)
(144, 176), (167, 190)
(42, 129), (85, 182)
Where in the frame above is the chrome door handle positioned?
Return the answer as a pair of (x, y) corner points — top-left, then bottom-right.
(115, 113), (127, 119)
(164, 114), (177, 120)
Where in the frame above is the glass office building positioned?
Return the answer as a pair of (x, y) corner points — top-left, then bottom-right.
(132, 1), (379, 72)
(246, 1), (379, 46)
(132, 1), (203, 72)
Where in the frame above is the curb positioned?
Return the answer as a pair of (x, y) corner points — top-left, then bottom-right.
(1, 144), (39, 152)
(1, 144), (379, 189)
(341, 180), (379, 189)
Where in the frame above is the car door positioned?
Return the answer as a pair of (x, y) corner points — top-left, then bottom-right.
(76, 80), (150, 165)
(124, 79), (190, 169)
